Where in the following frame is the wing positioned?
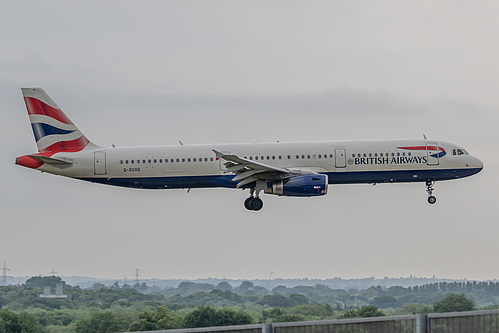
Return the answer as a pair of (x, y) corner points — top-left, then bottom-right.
(213, 150), (300, 187)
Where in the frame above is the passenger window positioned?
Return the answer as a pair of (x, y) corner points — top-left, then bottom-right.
(120, 160), (123, 164)
(131, 160), (134, 164)
(154, 159), (157, 163)
(296, 155), (299, 159)
(137, 160), (140, 164)
(267, 156), (270, 160)
(302, 155), (305, 159)
(307, 155), (310, 159)
(188, 158), (191, 162)
(125, 160), (129, 164)
(287, 155), (291, 159)
(330, 154), (333, 158)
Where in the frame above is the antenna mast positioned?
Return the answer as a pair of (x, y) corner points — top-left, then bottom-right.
(1, 261), (11, 286)
(133, 269), (141, 285)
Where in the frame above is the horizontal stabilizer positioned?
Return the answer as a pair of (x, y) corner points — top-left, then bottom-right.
(27, 155), (72, 165)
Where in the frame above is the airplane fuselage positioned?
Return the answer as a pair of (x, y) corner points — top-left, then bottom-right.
(24, 139), (482, 190)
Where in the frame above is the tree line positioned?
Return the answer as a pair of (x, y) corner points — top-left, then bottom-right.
(0, 276), (494, 333)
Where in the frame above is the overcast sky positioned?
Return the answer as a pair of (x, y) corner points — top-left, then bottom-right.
(1, 1), (498, 283)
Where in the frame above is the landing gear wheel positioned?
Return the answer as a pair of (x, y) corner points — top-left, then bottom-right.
(428, 196), (437, 204)
(244, 197), (253, 210)
(251, 197), (263, 211)
(244, 197), (263, 211)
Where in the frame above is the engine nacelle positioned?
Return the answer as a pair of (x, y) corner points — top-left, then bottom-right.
(265, 174), (328, 197)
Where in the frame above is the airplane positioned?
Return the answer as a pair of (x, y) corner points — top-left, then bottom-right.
(16, 88), (483, 211)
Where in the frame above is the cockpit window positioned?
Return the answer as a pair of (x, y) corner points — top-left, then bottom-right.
(452, 148), (469, 156)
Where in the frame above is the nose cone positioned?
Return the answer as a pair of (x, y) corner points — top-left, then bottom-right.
(468, 156), (483, 175)
(473, 156), (484, 170)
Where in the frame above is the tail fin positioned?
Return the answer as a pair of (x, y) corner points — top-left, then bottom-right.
(21, 88), (96, 153)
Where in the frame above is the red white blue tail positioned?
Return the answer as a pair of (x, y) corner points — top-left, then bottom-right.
(22, 88), (93, 153)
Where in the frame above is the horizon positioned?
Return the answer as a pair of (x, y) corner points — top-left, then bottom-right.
(4, 272), (496, 284)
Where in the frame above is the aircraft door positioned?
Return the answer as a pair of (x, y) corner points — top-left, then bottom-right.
(335, 148), (346, 168)
(426, 143), (439, 166)
(94, 151), (107, 175)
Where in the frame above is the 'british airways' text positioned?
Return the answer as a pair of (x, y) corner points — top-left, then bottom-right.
(354, 156), (428, 165)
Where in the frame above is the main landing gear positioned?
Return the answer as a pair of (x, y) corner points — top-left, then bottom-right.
(426, 180), (437, 204)
(244, 188), (263, 211)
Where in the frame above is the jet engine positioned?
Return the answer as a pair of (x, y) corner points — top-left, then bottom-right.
(265, 174), (328, 197)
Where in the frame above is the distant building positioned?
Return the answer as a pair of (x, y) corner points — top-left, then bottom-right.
(39, 282), (71, 300)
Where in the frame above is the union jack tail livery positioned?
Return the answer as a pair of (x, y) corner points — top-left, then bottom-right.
(22, 87), (94, 153)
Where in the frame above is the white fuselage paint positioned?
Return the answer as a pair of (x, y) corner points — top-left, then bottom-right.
(36, 139), (483, 190)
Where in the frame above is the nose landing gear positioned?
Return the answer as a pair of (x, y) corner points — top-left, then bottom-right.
(426, 180), (436, 204)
